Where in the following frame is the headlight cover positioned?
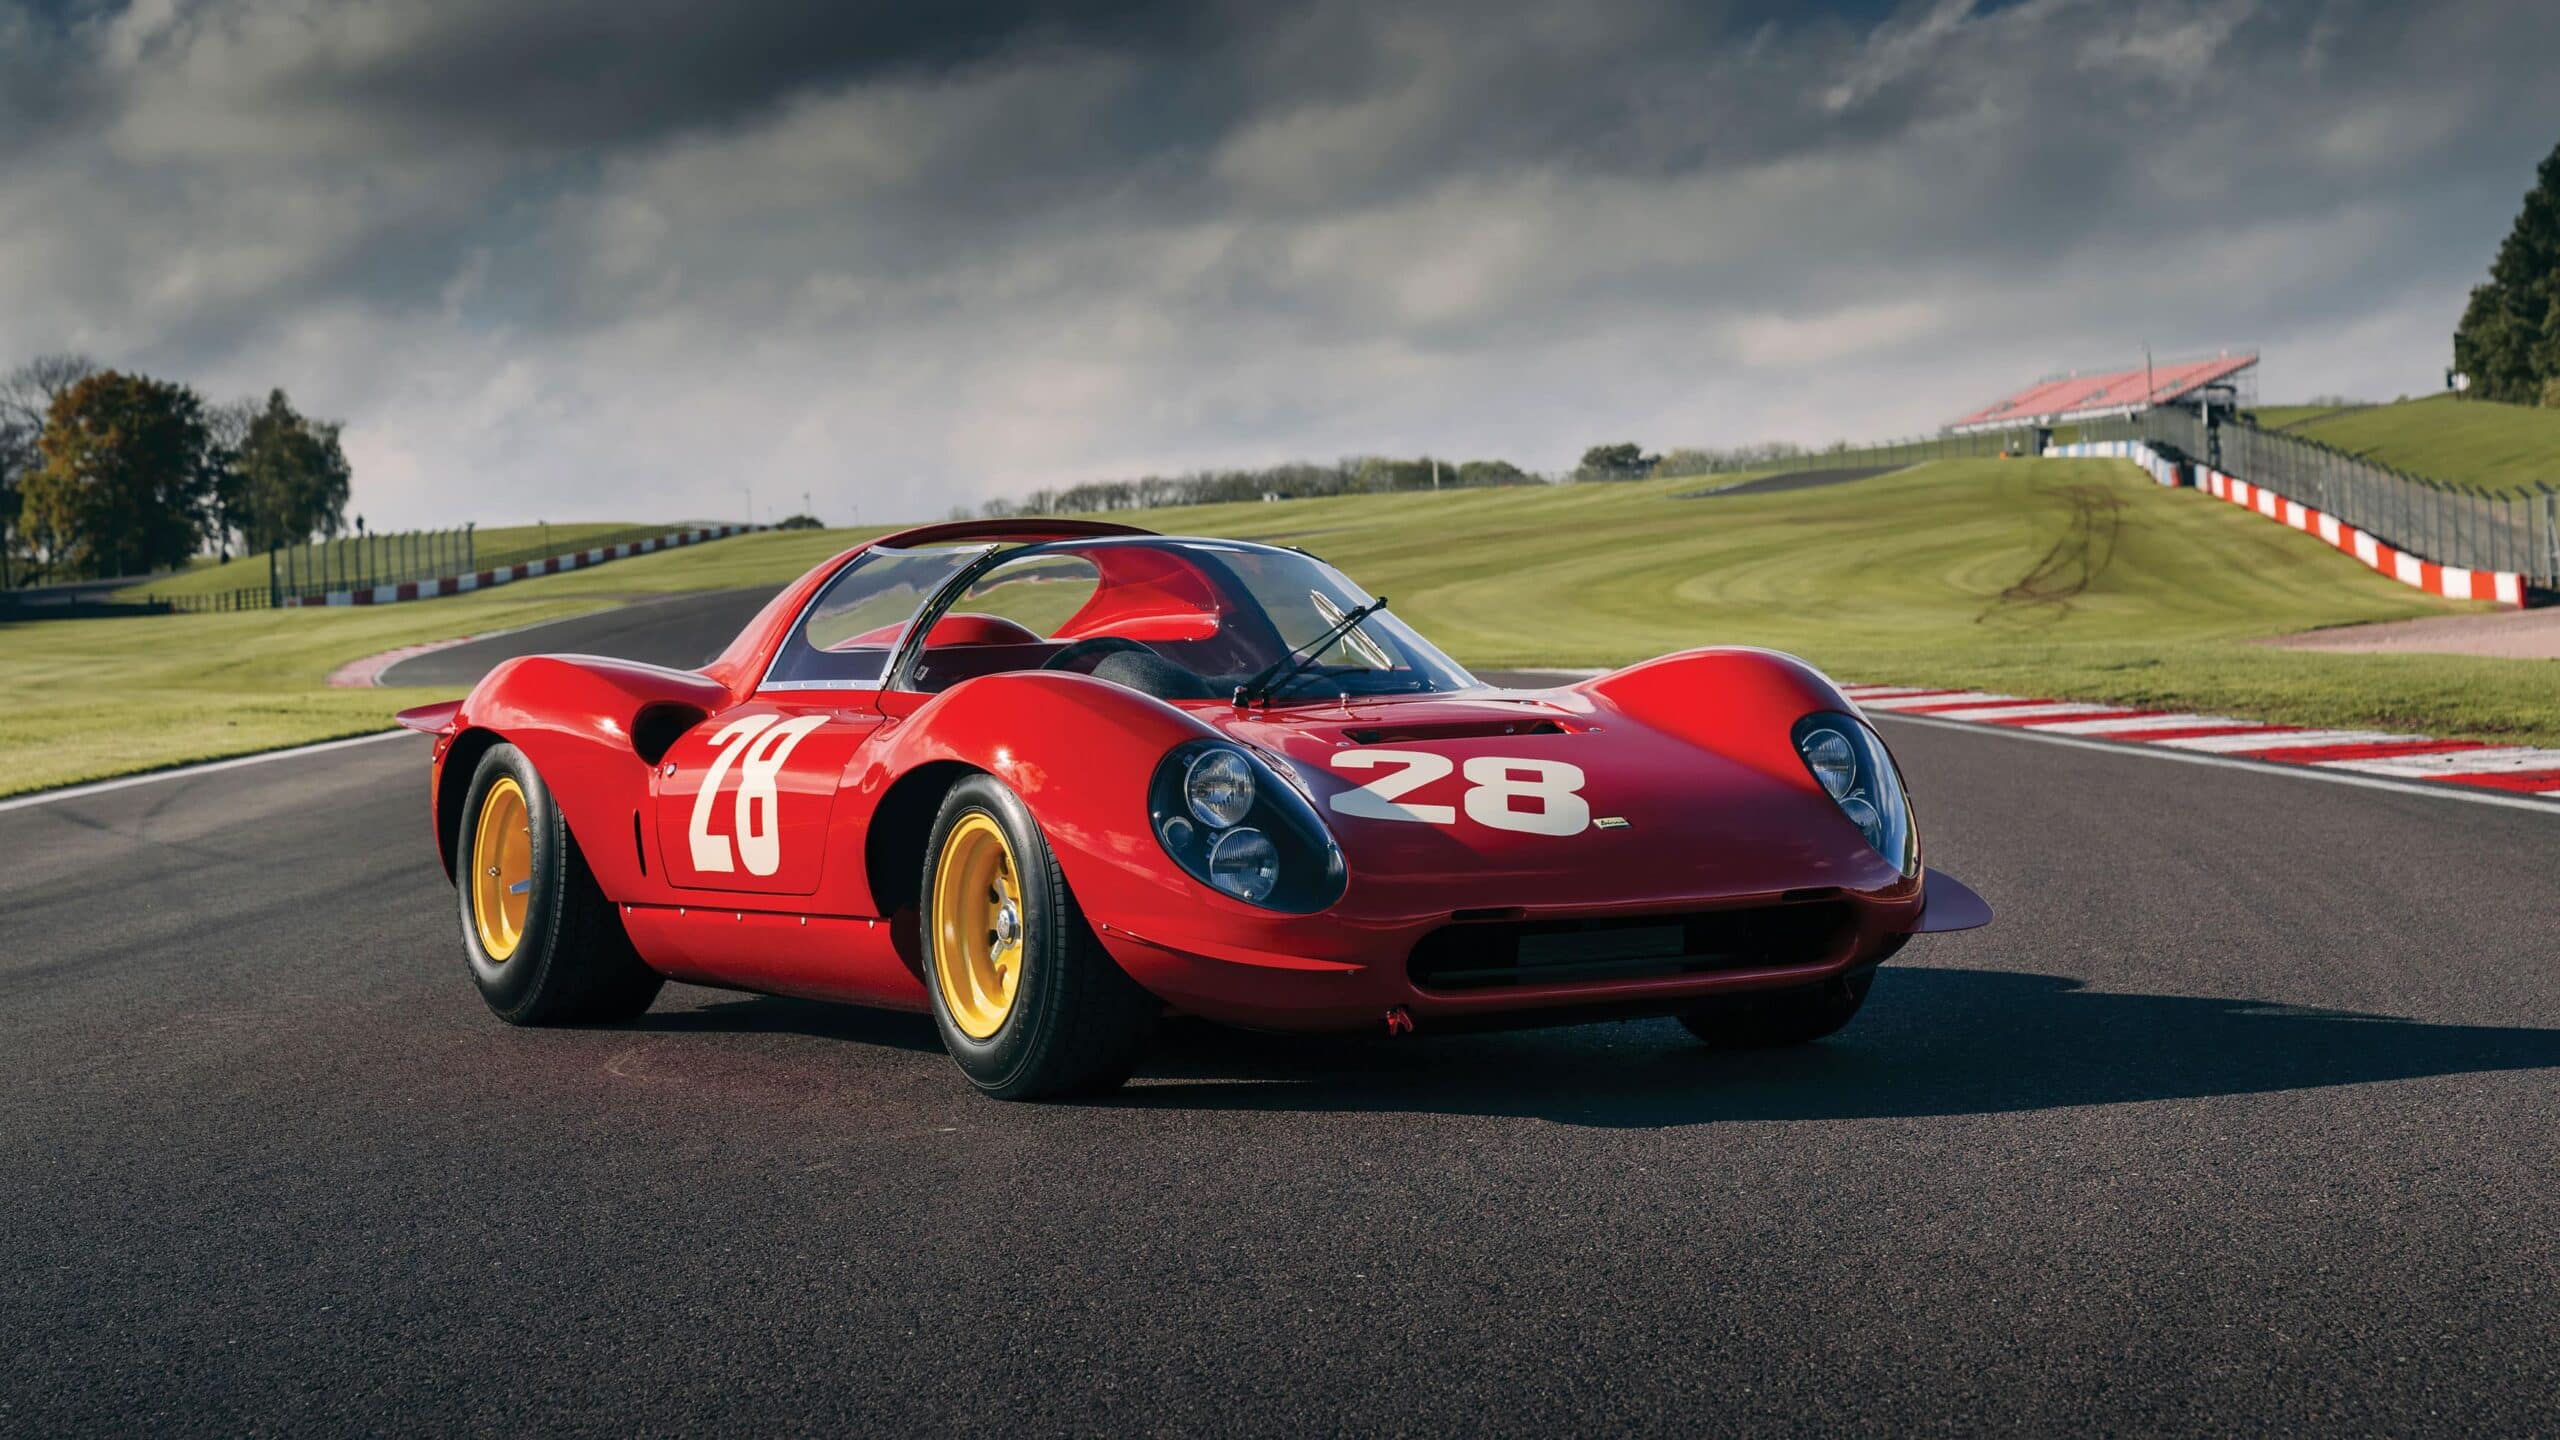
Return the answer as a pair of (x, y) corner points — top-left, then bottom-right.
(1150, 740), (1345, 912)
(1791, 712), (1917, 876)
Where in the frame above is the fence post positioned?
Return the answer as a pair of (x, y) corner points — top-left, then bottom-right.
(467, 523), (476, 573)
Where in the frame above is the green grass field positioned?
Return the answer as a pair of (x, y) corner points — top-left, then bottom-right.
(119, 522), (656, 600)
(4, 457), (2549, 798)
(2256, 394), (2560, 495)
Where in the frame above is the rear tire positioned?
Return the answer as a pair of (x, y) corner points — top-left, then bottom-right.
(456, 743), (663, 1025)
(1679, 972), (1872, 1049)
(920, 774), (1158, 1099)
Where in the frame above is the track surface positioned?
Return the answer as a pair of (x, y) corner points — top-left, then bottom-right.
(9, 594), (2560, 1435)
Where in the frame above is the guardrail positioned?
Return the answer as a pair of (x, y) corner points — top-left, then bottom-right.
(2084, 409), (2558, 593)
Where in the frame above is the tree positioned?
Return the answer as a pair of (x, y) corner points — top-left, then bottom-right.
(0, 354), (97, 586)
(1575, 442), (1659, 482)
(230, 389), (352, 552)
(20, 370), (216, 580)
(2452, 139), (2560, 405)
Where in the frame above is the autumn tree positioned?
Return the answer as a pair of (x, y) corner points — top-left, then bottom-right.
(20, 370), (218, 579)
(0, 354), (98, 586)
(2452, 139), (2560, 405)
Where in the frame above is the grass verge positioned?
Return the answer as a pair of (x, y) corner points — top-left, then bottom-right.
(2260, 394), (2560, 496)
(4, 459), (2552, 798)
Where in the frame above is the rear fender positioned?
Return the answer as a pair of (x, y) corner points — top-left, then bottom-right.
(449, 655), (735, 899)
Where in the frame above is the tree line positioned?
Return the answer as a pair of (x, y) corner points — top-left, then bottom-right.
(0, 355), (351, 586)
(963, 454), (1540, 519)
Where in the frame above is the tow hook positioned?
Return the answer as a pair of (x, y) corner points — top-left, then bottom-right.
(1383, 1006), (1415, 1037)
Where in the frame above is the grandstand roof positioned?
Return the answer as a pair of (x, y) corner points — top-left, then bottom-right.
(1946, 353), (2257, 433)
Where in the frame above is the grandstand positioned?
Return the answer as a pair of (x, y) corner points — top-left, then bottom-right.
(1946, 352), (2257, 434)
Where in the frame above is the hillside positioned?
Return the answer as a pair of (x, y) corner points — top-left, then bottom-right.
(2254, 394), (2560, 495)
(11, 455), (2553, 797)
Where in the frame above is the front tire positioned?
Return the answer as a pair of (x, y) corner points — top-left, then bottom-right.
(456, 743), (663, 1025)
(1679, 972), (1872, 1048)
(920, 774), (1158, 1099)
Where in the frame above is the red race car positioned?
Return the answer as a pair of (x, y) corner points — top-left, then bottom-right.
(400, 519), (1990, 1098)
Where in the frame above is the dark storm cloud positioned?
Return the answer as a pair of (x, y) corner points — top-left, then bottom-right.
(1, 0), (2555, 526)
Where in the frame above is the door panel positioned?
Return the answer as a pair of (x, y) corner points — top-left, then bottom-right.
(652, 703), (881, 896)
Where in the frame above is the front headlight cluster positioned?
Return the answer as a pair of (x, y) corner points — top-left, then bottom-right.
(1150, 740), (1346, 912)
(1792, 712), (1917, 876)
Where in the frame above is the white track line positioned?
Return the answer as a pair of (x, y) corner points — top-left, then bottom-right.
(0, 730), (412, 815)
(1874, 712), (2560, 816)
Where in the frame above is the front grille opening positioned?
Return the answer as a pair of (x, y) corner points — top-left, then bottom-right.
(1408, 903), (1854, 991)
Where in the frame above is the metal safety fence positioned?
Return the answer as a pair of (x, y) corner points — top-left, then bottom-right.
(2079, 409), (2559, 592)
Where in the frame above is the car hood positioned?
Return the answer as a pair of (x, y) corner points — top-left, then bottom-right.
(1194, 687), (1909, 919)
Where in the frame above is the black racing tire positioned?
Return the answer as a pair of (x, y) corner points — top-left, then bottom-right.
(455, 743), (663, 1026)
(1678, 972), (1873, 1049)
(919, 773), (1159, 1100)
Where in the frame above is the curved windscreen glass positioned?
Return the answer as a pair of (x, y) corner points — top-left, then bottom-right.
(763, 544), (990, 688)
(902, 538), (1477, 700)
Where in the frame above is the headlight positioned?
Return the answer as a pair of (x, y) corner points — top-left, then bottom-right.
(1792, 712), (1916, 875)
(1185, 748), (1256, 828)
(1150, 740), (1345, 912)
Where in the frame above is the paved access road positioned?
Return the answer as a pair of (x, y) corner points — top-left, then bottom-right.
(6, 597), (2557, 1435)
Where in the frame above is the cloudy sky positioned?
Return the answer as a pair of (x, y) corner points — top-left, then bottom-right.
(2, 0), (2555, 529)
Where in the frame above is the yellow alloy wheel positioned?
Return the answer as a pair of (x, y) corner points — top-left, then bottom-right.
(932, 812), (1026, 1040)
(471, 776), (534, 963)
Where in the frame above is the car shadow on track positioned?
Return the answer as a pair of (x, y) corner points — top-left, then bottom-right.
(1104, 967), (2560, 1128)
(622, 994), (946, 1054)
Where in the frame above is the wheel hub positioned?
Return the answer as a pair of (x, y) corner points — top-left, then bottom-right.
(931, 813), (1025, 1040)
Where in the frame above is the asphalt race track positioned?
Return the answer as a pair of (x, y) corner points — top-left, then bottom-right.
(7, 596), (2559, 1434)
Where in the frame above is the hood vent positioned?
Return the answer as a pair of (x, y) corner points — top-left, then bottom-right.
(1343, 719), (1567, 745)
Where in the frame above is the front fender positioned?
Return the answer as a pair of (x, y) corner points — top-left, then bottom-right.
(855, 673), (1320, 945)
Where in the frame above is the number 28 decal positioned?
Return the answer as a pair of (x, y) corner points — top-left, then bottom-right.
(687, 713), (828, 876)
(1328, 750), (1591, 836)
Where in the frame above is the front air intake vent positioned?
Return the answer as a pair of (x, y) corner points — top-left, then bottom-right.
(1408, 903), (1855, 991)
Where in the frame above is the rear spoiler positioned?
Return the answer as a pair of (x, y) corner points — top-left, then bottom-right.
(394, 700), (464, 736)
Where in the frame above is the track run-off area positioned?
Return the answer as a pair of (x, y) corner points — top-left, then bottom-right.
(6, 594), (2558, 1434)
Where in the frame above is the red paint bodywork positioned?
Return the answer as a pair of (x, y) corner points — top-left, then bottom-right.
(407, 519), (1987, 1034)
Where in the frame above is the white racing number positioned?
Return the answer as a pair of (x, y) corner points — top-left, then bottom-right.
(687, 713), (829, 875)
(1328, 750), (1590, 836)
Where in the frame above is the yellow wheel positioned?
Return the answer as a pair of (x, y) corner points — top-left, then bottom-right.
(929, 812), (1024, 1039)
(453, 743), (662, 1025)
(919, 775), (1160, 1099)
(469, 775), (533, 963)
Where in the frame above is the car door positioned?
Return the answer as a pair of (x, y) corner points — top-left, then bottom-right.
(652, 697), (883, 897)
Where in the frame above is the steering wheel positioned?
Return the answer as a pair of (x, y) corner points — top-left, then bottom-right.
(1041, 634), (1161, 673)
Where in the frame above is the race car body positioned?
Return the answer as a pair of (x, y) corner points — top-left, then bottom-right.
(403, 518), (1989, 1097)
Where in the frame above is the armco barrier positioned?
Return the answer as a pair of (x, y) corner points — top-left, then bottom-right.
(2046, 439), (2526, 607)
(2190, 467), (2526, 607)
(281, 524), (758, 608)
(2045, 438), (2185, 487)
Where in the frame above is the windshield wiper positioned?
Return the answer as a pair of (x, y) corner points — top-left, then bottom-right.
(1234, 596), (1390, 707)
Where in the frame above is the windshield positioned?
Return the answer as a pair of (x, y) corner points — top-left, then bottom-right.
(902, 538), (1476, 700)
(764, 543), (990, 688)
